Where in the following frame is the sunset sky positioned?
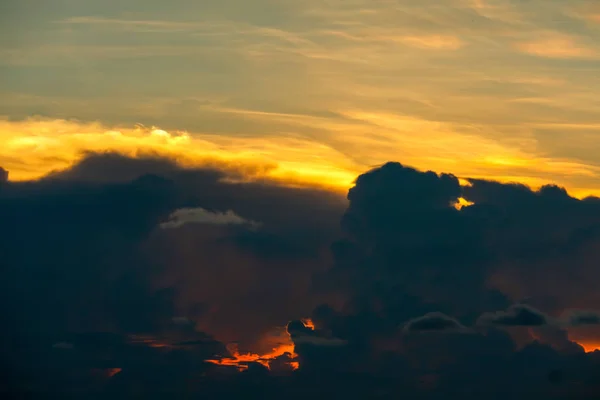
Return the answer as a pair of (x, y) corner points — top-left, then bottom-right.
(4, 1), (600, 398)
(3, 0), (600, 196)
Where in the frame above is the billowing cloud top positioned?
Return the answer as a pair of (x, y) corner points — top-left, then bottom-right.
(3, 153), (600, 397)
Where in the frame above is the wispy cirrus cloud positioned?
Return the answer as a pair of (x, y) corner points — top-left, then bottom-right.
(400, 35), (464, 50)
(515, 34), (597, 59)
(55, 16), (202, 32)
(3, 0), (600, 197)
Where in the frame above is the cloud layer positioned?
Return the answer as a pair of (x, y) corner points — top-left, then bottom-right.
(4, 153), (600, 397)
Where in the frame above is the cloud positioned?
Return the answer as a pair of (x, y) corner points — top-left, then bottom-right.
(0, 118), (358, 192)
(400, 35), (464, 50)
(313, 161), (510, 327)
(5, 152), (600, 396)
(0, 152), (344, 358)
(4, 112), (600, 198)
(477, 304), (552, 327)
(6, 0), (600, 203)
(54, 16), (203, 32)
(8, 0), (600, 393)
(287, 320), (347, 346)
(403, 312), (468, 333)
(565, 310), (600, 327)
(159, 208), (261, 229)
(514, 36), (598, 59)
(304, 160), (600, 392)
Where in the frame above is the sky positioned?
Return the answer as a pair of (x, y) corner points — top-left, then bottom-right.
(3, 0), (600, 196)
(4, 1), (600, 398)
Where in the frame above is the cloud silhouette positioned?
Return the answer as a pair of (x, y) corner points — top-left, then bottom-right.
(403, 312), (468, 333)
(0, 152), (344, 355)
(477, 304), (551, 327)
(287, 320), (347, 346)
(565, 310), (600, 327)
(159, 208), (261, 229)
(0, 167), (7, 183)
(5, 154), (600, 397)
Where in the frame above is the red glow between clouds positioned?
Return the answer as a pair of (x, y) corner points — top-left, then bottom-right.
(578, 342), (600, 353)
(206, 319), (314, 371)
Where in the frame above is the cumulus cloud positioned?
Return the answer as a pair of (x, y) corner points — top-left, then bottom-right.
(6, 154), (600, 396)
(9, 0), (600, 394)
(305, 160), (600, 393)
(0, 152), (343, 355)
(159, 207), (262, 230)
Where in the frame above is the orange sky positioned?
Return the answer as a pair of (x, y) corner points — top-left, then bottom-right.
(4, 1), (600, 196)
(579, 342), (600, 353)
(206, 319), (314, 371)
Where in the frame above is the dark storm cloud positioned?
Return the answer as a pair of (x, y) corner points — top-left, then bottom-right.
(5, 155), (600, 397)
(0, 171), (180, 336)
(566, 310), (600, 327)
(462, 177), (600, 314)
(286, 320), (347, 346)
(313, 162), (510, 332)
(477, 304), (551, 327)
(43, 151), (186, 183)
(0, 166), (7, 183)
(295, 161), (600, 397)
(313, 161), (600, 336)
(0, 152), (344, 359)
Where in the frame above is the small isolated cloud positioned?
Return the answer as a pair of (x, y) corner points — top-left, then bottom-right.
(514, 36), (597, 59)
(477, 304), (550, 327)
(403, 312), (468, 333)
(159, 208), (261, 229)
(564, 310), (600, 326)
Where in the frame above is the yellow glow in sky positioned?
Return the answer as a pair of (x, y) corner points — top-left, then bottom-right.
(3, 1), (600, 197)
(0, 118), (359, 191)
(2, 117), (600, 198)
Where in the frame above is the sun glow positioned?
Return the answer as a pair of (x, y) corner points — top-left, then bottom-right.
(0, 118), (357, 192)
(206, 342), (299, 371)
(578, 342), (600, 353)
(3, 117), (600, 198)
(206, 319), (314, 371)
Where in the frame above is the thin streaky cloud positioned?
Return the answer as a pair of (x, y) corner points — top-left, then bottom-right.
(514, 33), (598, 59)
(2, 0), (600, 198)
